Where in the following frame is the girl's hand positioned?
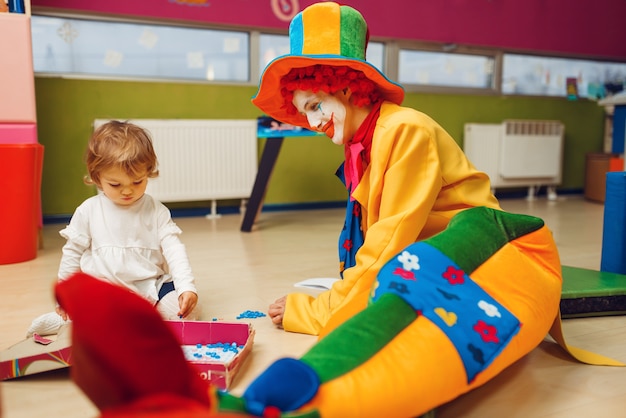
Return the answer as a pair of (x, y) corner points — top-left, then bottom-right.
(268, 296), (286, 326)
(55, 306), (69, 321)
(177, 291), (198, 318)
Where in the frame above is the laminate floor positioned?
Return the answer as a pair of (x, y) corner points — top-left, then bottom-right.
(1, 194), (624, 417)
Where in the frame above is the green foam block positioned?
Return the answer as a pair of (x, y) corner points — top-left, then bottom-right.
(560, 266), (626, 318)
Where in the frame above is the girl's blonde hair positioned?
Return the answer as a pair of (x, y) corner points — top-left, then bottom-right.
(84, 120), (159, 186)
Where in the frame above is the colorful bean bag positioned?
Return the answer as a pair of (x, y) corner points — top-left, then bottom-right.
(219, 207), (621, 418)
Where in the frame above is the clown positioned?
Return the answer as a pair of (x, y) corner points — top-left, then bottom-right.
(234, 2), (623, 416)
(257, 2), (502, 336)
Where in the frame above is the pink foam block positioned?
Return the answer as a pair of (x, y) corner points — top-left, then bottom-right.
(0, 14), (37, 123)
(0, 123), (38, 144)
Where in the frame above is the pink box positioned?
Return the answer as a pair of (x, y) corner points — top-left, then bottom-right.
(166, 321), (255, 390)
(0, 123), (38, 144)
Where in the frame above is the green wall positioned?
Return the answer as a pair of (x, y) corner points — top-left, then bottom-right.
(35, 77), (606, 217)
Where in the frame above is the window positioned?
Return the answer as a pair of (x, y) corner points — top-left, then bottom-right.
(31, 15), (249, 82)
(398, 48), (496, 91)
(31, 14), (626, 99)
(259, 33), (290, 71)
(502, 54), (626, 99)
(365, 42), (384, 73)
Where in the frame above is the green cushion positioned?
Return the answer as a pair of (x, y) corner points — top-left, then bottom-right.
(560, 266), (626, 318)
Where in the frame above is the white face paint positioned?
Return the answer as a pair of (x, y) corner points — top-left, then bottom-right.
(292, 89), (351, 146)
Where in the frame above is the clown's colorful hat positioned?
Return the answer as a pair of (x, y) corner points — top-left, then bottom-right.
(251, 2), (404, 128)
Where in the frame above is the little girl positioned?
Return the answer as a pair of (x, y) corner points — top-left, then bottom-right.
(28, 120), (200, 336)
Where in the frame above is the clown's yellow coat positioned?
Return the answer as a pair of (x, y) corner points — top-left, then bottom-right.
(284, 102), (501, 335)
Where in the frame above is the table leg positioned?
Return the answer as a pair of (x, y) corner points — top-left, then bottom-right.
(241, 136), (284, 232)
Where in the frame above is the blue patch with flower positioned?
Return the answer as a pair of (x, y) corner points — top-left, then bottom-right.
(370, 242), (521, 383)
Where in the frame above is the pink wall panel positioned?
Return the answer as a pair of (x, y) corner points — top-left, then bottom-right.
(31, 0), (626, 60)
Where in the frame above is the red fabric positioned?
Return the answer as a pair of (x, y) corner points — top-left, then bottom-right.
(55, 273), (212, 413)
(343, 100), (382, 197)
(99, 394), (212, 417)
(98, 393), (246, 418)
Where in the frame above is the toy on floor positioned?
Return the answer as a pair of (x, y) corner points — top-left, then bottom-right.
(0, 324), (72, 381)
(55, 208), (623, 418)
(236, 310), (266, 319)
(181, 343), (244, 363)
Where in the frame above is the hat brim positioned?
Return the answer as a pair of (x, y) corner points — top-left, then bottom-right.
(252, 55), (405, 128)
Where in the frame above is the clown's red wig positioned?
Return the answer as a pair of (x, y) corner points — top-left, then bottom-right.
(280, 65), (381, 116)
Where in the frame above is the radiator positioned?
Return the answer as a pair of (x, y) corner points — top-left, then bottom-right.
(93, 119), (258, 217)
(463, 120), (564, 200)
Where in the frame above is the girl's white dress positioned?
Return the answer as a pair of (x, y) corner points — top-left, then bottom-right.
(57, 193), (197, 305)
